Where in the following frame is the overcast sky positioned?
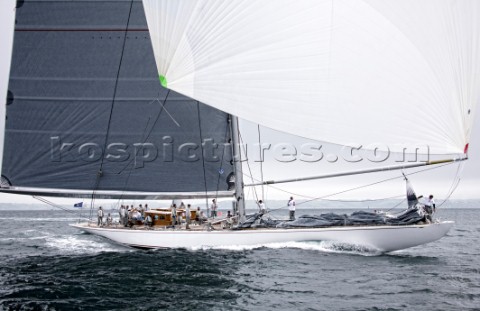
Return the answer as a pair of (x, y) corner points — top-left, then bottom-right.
(0, 0), (478, 206)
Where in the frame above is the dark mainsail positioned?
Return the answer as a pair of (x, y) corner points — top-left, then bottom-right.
(1, 0), (234, 198)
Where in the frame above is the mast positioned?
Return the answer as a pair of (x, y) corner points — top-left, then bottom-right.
(230, 115), (246, 222)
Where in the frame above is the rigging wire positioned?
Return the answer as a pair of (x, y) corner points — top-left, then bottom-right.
(214, 118), (231, 201)
(262, 161), (457, 213)
(437, 161), (464, 208)
(239, 132), (261, 210)
(197, 101), (210, 210)
(115, 92), (171, 175)
(88, 0), (135, 219)
(384, 198), (407, 213)
(385, 162), (464, 214)
(112, 91), (171, 207)
(257, 124), (265, 201)
(32, 196), (90, 221)
(242, 170), (405, 202)
(237, 135), (454, 211)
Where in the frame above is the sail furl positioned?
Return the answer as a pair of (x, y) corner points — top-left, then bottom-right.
(143, 0), (480, 155)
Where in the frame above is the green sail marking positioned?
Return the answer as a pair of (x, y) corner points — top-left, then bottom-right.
(159, 75), (167, 88)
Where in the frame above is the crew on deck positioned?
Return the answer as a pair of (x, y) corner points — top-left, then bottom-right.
(186, 204), (191, 229)
(97, 206), (104, 227)
(423, 194), (436, 223)
(171, 204), (177, 225)
(94, 199), (231, 229)
(106, 213), (113, 226)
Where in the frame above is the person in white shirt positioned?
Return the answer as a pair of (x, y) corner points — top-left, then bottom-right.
(132, 209), (141, 220)
(119, 205), (126, 226)
(426, 195), (436, 213)
(106, 213), (113, 226)
(421, 194), (435, 222)
(258, 200), (266, 214)
(97, 206), (104, 226)
(288, 197), (295, 220)
(211, 199), (218, 218)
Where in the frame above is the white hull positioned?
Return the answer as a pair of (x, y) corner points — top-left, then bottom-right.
(71, 221), (454, 252)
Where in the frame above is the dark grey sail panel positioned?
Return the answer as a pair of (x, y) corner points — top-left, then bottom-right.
(2, 0), (234, 195)
(405, 179), (418, 209)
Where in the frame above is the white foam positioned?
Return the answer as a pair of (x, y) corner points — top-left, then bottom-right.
(45, 235), (128, 255)
(189, 241), (382, 256)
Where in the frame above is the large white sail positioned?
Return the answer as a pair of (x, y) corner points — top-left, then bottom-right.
(143, 0), (480, 155)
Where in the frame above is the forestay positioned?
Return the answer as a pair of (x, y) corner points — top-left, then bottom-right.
(143, 0), (480, 155)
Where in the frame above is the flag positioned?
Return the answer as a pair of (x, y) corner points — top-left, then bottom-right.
(73, 202), (83, 208)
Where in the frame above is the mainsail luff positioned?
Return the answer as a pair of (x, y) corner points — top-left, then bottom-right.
(142, 0), (480, 155)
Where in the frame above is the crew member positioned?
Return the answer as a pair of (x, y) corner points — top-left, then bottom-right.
(97, 206), (104, 227)
(288, 197), (295, 220)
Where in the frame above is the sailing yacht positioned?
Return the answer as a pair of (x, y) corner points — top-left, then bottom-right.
(1, 0), (478, 252)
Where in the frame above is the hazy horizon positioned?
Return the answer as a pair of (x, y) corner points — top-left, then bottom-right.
(1, 198), (478, 211)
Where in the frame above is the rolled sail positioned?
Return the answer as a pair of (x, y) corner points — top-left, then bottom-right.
(142, 0), (480, 155)
(1, 0), (234, 198)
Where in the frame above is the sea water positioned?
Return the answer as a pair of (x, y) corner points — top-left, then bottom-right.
(0, 206), (479, 310)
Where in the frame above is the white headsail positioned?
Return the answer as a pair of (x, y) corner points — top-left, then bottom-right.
(143, 0), (480, 155)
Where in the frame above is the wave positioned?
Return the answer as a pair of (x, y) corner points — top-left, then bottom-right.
(189, 241), (382, 256)
(44, 235), (129, 255)
(0, 235), (51, 242)
(0, 217), (81, 222)
(0, 229), (53, 242)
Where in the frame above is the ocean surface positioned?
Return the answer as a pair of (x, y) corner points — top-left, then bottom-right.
(0, 206), (479, 311)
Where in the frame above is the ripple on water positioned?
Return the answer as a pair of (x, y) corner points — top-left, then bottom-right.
(44, 235), (129, 255)
(0, 208), (480, 310)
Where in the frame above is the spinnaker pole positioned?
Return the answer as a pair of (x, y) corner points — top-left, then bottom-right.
(245, 157), (467, 187)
